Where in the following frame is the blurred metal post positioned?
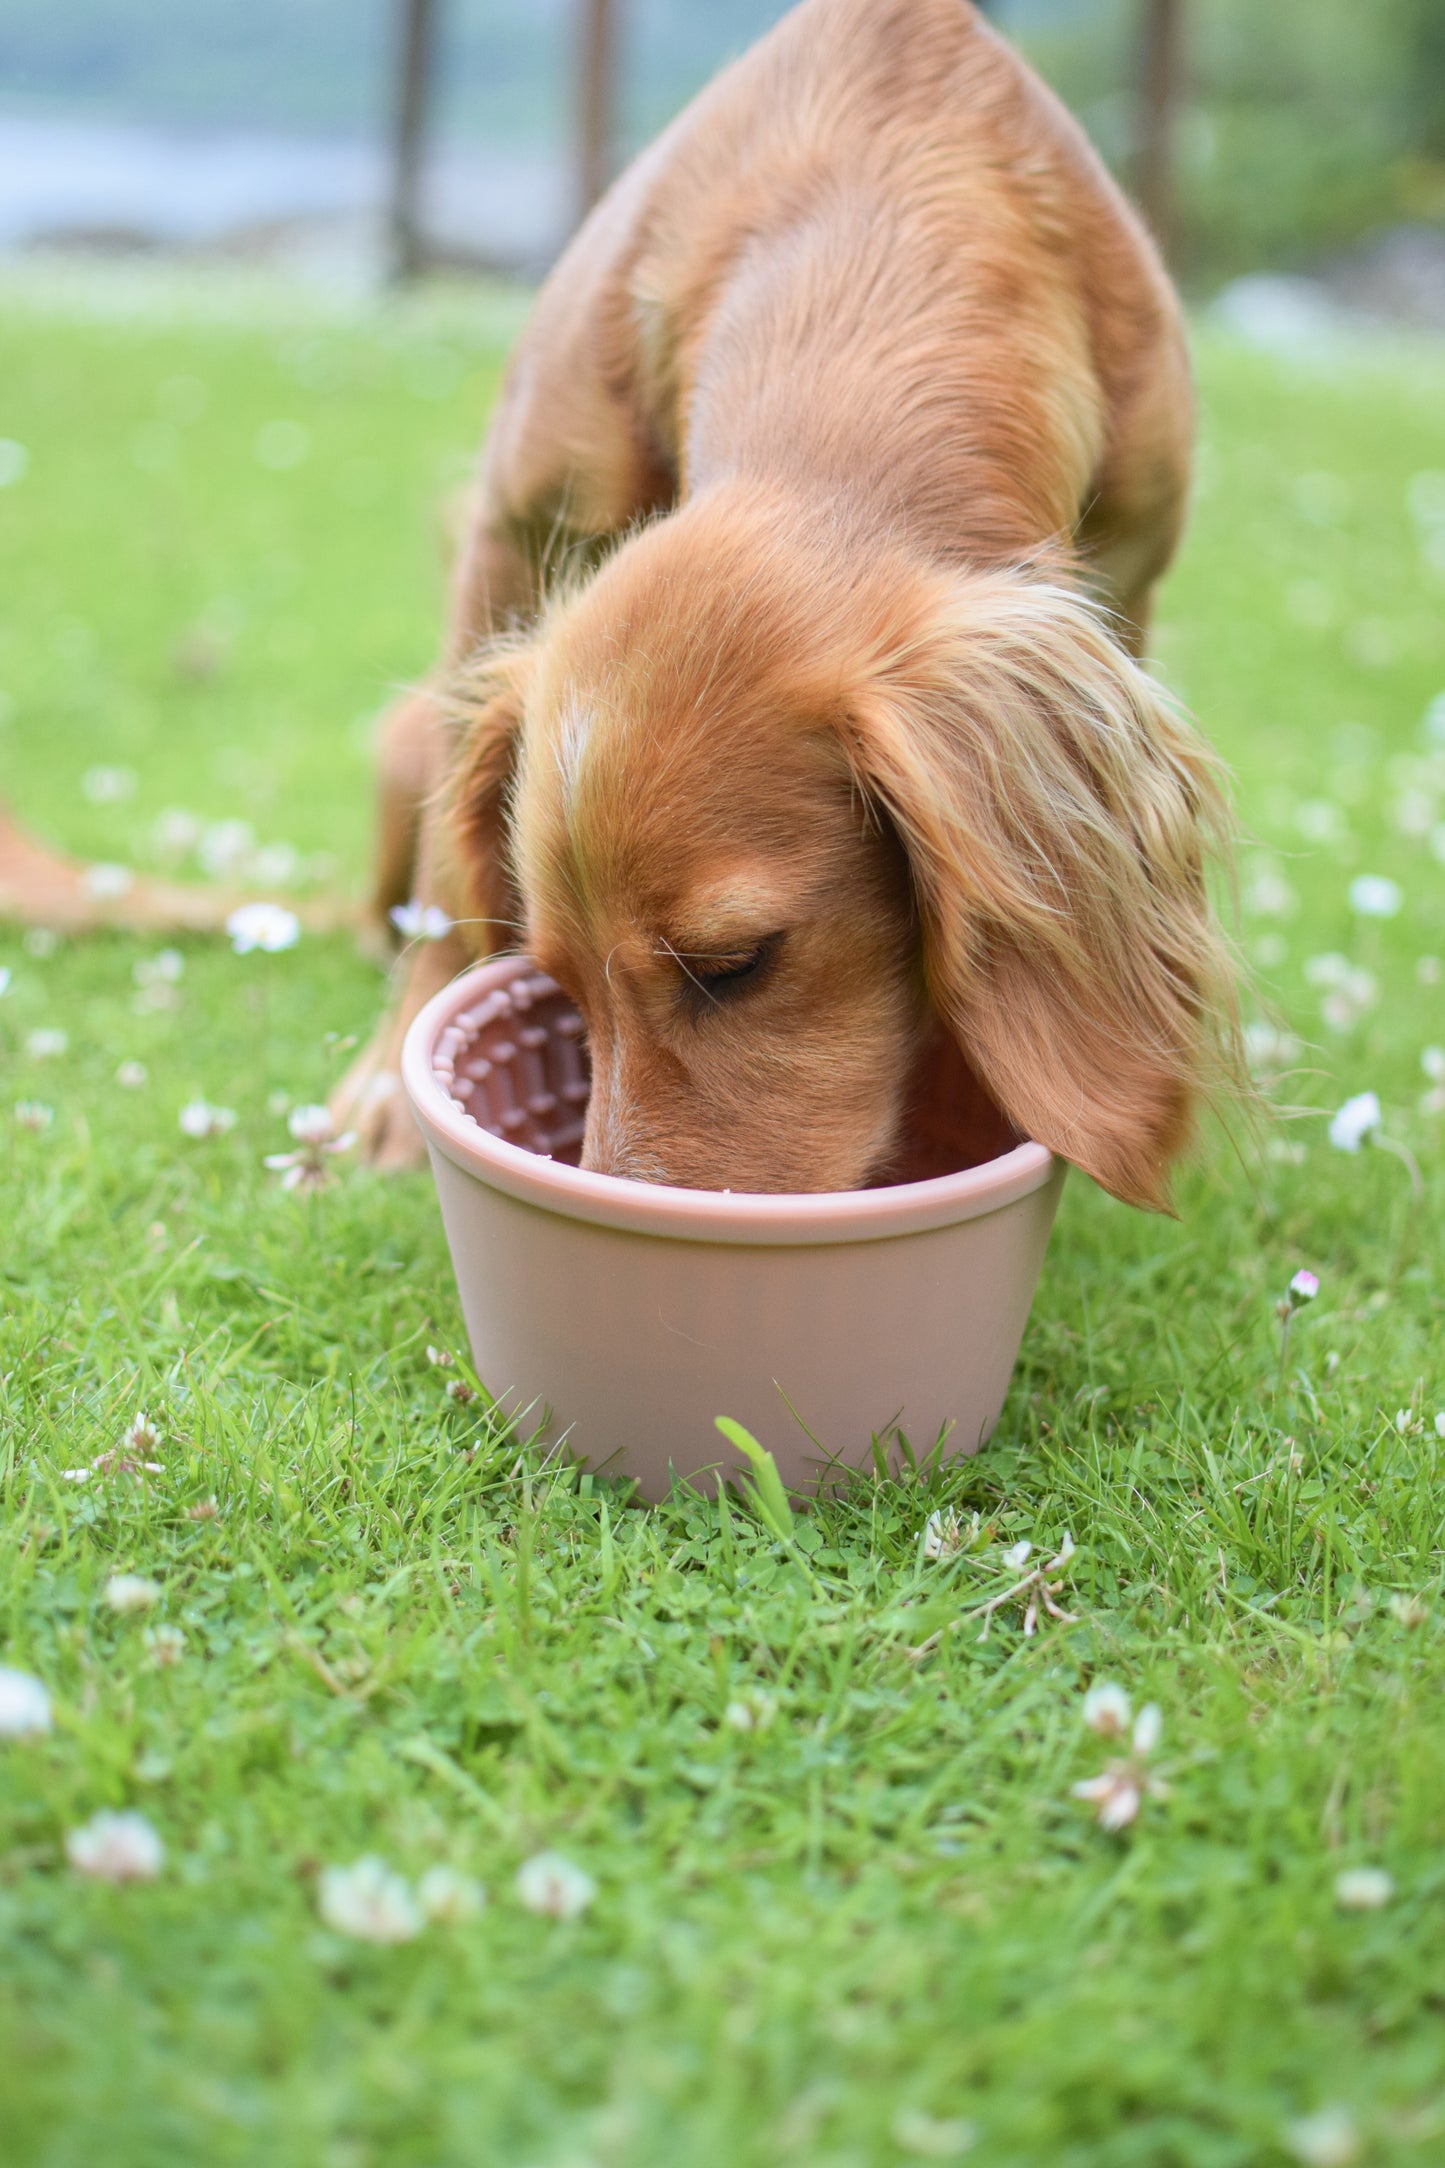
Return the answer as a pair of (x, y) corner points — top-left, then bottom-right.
(1134, 0), (1185, 263)
(577, 0), (619, 224)
(389, 0), (438, 281)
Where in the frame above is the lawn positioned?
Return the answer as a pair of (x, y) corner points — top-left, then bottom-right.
(1, 264), (1444, 2168)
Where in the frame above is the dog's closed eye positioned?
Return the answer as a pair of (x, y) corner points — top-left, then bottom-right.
(673, 931), (785, 1009)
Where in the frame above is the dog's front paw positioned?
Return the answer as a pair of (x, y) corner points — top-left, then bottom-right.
(330, 1049), (427, 1172)
(354, 1071), (428, 1171)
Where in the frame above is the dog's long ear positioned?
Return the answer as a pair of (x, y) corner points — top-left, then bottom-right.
(441, 637), (534, 951)
(841, 571), (1240, 1210)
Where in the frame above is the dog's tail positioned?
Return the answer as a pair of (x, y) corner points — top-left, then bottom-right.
(0, 803), (359, 940)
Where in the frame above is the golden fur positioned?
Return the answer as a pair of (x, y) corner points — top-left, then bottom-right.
(2, 0), (1241, 1204)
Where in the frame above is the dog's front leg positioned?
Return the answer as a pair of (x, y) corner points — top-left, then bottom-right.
(331, 683), (478, 1169)
(329, 918), (473, 1170)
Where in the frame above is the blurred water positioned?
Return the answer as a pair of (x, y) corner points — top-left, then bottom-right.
(0, 113), (568, 267)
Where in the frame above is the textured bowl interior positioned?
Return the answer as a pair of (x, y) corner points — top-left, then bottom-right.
(433, 970), (591, 1163)
(431, 965), (1019, 1185)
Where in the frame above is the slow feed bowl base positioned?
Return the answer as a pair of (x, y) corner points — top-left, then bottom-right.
(404, 957), (1064, 1502)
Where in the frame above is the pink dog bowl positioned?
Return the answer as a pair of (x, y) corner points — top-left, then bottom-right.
(402, 955), (1064, 1501)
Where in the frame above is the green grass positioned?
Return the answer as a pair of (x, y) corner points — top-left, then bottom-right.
(2, 266), (1444, 2168)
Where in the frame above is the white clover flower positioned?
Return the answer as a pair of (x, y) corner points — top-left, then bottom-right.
(127, 1412), (160, 1455)
(82, 863), (134, 900)
(87, 1448), (165, 1482)
(116, 1061), (149, 1090)
(1392, 789), (1436, 839)
(390, 899), (455, 942)
(251, 841), (302, 887)
(81, 763), (136, 805)
(198, 819), (255, 879)
(179, 1098), (237, 1139)
(105, 1574), (161, 1614)
(143, 1624), (186, 1668)
(0, 1665), (52, 1739)
(135, 948), (185, 987)
(76, 1416), (165, 1486)
(1283, 2106), (1361, 2167)
(1244, 1021), (1301, 1075)
(225, 901), (300, 955)
(1071, 1766), (1144, 1831)
(1328, 1092), (1381, 1153)
(14, 1101), (54, 1132)
(286, 1103), (334, 1144)
(723, 1692), (777, 1734)
(416, 1865), (487, 1925)
(1304, 953), (1350, 989)
(1082, 1682), (1133, 1739)
(1421, 1047), (1445, 1116)
(153, 808), (202, 859)
(66, 1808), (164, 1882)
(132, 956), (182, 1012)
(1296, 800), (1347, 845)
(318, 1857), (423, 1943)
(515, 1850), (596, 1920)
(1244, 862), (1296, 918)
(1388, 1591), (1428, 1628)
(1347, 874), (1402, 919)
(1072, 1689), (1166, 1831)
(263, 1103), (355, 1191)
(1334, 1866), (1394, 1912)
(25, 1027), (67, 1059)
(1303, 954), (1379, 1027)
(890, 2107), (979, 2157)
(1132, 1703), (1163, 1756)
(922, 1507), (961, 1560)
(1303, 952), (1378, 1030)
(425, 1345), (454, 1368)
(1000, 1540), (1033, 1571)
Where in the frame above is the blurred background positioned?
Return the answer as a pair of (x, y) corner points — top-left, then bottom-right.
(0, 0), (1441, 914)
(2, 0), (1443, 311)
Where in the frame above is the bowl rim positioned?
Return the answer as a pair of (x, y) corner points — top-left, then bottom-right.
(402, 956), (1061, 1247)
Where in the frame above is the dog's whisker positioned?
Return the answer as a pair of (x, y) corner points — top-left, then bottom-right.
(656, 938), (720, 1005)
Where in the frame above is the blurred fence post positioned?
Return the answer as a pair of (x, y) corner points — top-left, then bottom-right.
(577, 0), (619, 224)
(389, 0), (438, 281)
(1134, 0), (1185, 264)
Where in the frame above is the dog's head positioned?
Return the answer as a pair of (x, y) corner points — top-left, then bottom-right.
(447, 493), (1237, 1205)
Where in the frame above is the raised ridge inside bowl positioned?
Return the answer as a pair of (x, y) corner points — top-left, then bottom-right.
(434, 970), (590, 1162)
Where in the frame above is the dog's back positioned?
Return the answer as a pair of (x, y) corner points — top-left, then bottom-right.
(484, 0), (1190, 620)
